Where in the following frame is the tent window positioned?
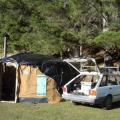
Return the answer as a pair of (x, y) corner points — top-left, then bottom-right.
(37, 75), (47, 96)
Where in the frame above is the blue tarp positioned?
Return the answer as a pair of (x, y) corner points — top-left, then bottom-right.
(0, 52), (52, 66)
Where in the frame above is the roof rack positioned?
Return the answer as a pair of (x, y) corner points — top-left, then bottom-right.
(102, 66), (120, 76)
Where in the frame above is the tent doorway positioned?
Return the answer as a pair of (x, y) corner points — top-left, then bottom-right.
(1, 65), (16, 101)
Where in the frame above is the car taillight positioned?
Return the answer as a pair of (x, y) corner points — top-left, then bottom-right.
(89, 89), (96, 96)
(63, 86), (67, 93)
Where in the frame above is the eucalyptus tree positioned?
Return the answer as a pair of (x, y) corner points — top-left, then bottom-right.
(0, 0), (119, 56)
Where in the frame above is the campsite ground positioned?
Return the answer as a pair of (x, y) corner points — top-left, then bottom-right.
(0, 101), (120, 120)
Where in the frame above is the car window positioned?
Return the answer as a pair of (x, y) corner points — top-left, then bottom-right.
(108, 75), (118, 85)
(62, 63), (79, 76)
(100, 75), (108, 87)
(115, 76), (120, 85)
(60, 63), (72, 74)
(69, 65), (79, 75)
(100, 75), (119, 87)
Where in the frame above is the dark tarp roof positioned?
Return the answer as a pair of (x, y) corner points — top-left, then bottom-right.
(0, 52), (53, 66)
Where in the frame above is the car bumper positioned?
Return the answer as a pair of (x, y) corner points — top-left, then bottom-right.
(62, 94), (104, 105)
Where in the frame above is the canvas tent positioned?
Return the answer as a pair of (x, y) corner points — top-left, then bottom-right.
(0, 53), (61, 103)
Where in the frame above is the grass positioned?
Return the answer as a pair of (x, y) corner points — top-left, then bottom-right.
(0, 101), (120, 120)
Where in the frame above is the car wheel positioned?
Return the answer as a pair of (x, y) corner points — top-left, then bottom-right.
(72, 101), (81, 105)
(104, 96), (112, 110)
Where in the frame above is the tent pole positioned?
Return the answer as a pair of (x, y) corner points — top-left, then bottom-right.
(0, 63), (3, 100)
(15, 63), (19, 103)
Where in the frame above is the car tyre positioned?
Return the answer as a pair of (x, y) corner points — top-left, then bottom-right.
(104, 96), (112, 110)
(72, 101), (81, 105)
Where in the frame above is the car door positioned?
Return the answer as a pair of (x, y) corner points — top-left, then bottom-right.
(97, 74), (120, 102)
(116, 75), (120, 101)
(109, 75), (120, 102)
(60, 63), (72, 86)
(60, 62), (78, 86)
(96, 75), (112, 98)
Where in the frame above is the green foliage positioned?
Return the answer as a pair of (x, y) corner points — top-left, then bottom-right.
(109, 23), (120, 31)
(0, 0), (64, 54)
(0, 0), (119, 55)
(93, 31), (120, 49)
(61, 30), (78, 43)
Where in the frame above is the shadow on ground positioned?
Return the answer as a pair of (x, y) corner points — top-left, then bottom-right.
(71, 101), (120, 110)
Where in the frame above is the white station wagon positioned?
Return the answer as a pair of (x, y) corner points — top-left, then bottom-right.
(62, 58), (120, 109)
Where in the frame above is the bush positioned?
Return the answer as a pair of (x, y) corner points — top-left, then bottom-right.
(93, 31), (120, 49)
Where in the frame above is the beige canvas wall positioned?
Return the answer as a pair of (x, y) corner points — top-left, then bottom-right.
(18, 65), (45, 98)
(47, 77), (61, 103)
(18, 65), (61, 103)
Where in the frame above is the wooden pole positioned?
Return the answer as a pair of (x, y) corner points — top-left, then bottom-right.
(60, 39), (63, 60)
(15, 64), (19, 103)
(3, 36), (7, 57)
(80, 45), (82, 56)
